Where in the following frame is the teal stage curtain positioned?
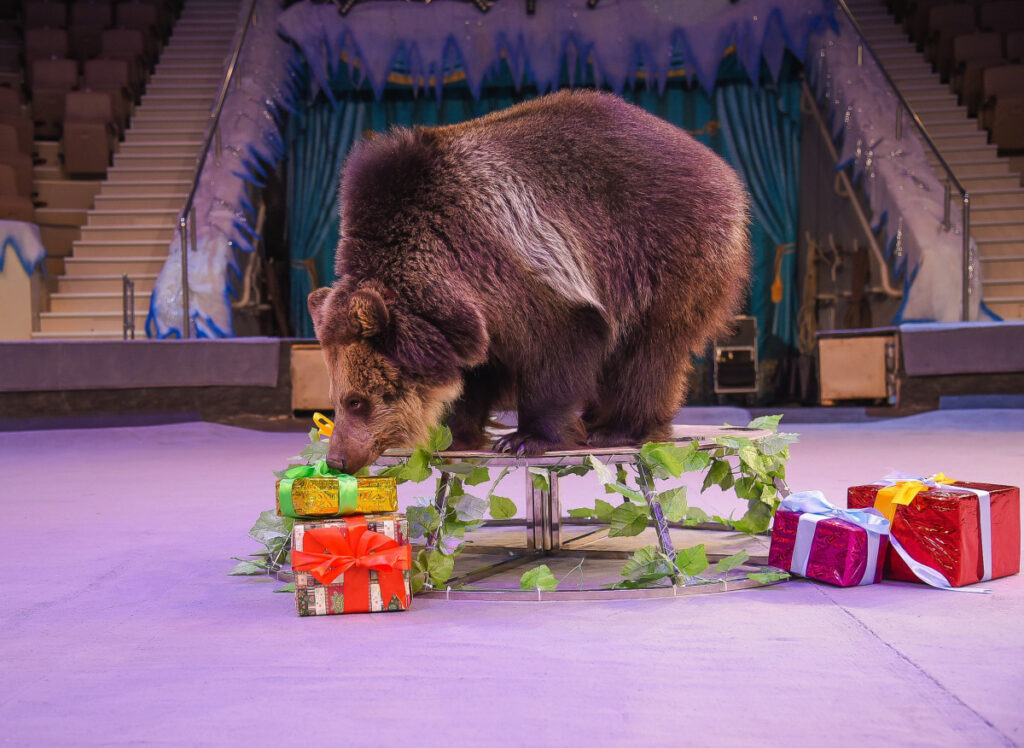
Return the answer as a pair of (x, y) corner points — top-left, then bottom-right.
(283, 57), (802, 352)
(285, 97), (367, 337)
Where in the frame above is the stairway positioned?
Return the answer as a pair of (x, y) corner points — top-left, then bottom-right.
(33, 0), (242, 339)
(847, 0), (1024, 321)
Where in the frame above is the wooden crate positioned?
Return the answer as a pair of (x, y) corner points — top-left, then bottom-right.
(818, 334), (897, 404)
(290, 343), (331, 411)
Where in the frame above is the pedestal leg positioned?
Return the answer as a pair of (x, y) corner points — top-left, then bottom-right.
(635, 459), (685, 584)
(526, 468), (561, 552)
(424, 471), (453, 555)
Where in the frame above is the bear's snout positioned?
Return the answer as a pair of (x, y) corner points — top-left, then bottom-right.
(325, 429), (375, 475)
(325, 454), (349, 473)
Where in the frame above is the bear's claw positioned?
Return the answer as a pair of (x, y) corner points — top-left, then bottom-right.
(493, 431), (561, 456)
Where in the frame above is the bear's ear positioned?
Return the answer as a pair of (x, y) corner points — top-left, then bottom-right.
(348, 287), (390, 339)
(387, 310), (461, 384)
(307, 287), (332, 338)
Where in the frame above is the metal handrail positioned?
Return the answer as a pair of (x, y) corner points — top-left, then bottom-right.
(122, 274), (135, 340)
(835, 0), (972, 320)
(178, 0), (259, 338)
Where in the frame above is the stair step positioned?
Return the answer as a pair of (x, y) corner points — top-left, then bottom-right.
(113, 153), (196, 169)
(144, 84), (220, 96)
(100, 180), (192, 196)
(960, 174), (1023, 191)
(106, 166), (196, 182)
(923, 120), (982, 137)
(149, 74), (223, 84)
(904, 91), (960, 107)
(141, 93), (219, 103)
(927, 144), (1001, 162)
(928, 131), (991, 149)
(48, 292), (151, 314)
(982, 299), (1024, 319)
(87, 208), (181, 227)
(983, 280), (1024, 296)
(972, 206), (1024, 222)
(34, 179), (101, 210)
(35, 207), (88, 227)
(64, 256), (168, 275)
(79, 225), (175, 243)
(117, 141), (202, 157)
(130, 114), (210, 127)
(126, 129), (207, 144)
(977, 237), (1024, 256)
(93, 193), (186, 211)
(971, 222), (1024, 240)
(971, 189), (1024, 209)
(981, 256), (1024, 275)
(947, 161), (1015, 178)
(58, 274), (158, 294)
(38, 310), (143, 334)
(72, 240), (172, 258)
(31, 329), (144, 340)
(33, 141), (61, 168)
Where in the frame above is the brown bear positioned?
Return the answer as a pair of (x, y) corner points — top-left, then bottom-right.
(308, 89), (750, 473)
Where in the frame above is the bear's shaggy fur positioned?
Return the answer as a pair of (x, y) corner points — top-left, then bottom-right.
(309, 89), (750, 473)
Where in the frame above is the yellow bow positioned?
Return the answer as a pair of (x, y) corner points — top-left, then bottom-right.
(313, 412), (334, 439)
(874, 473), (956, 522)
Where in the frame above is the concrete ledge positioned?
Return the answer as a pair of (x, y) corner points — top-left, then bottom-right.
(0, 338), (284, 392)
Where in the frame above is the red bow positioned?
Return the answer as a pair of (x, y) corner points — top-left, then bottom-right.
(292, 518), (411, 612)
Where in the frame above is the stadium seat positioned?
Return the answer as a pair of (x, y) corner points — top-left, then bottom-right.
(0, 163), (35, 222)
(83, 59), (132, 130)
(24, 0), (69, 29)
(31, 57), (79, 138)
(69, 1), (114, 62)
(62, 91), (116, 177)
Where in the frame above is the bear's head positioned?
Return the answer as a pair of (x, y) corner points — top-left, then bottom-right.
(307, 283), (468, 474)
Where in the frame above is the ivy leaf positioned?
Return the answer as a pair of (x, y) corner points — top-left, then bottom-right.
(684, 506), (710, 526)
(675, 544), (709, 576)
(465, 466), (491, 486)
(519, 564), (559, 591)
(733, 476), (762, 500)
(426, 425), (453, 453)
(407, 505), (440, 538)
(488, 495), (517, 520)
(375, 464), (406, 481)
(714, 435), (754, 451)
(249, 510), (292, 545)
(453, 493), (488, 522)
(748, 570), (789, 584)
(738, 445), (769, 480)
(228, 560), (267, 576)
(616, 464), (629, 486)
(758, 432), (799, 456)
(426, 549), (455, 587)
(733, 500), (773, 534)
(620, 545), (676, 582)
(760, 483), (778, 504)
(275, 582), (296, 593)
(298, 439), (328, 464)
(701, 459), (734, 492)
(747, 414), (783, 433)
(608, 502), (649, 537)
(586, 455), (615, 485)
(640, 442), (687, 478)
(658, 486), (687, 522)
(440, 461), (476, 475)
(594, 499), (615, 523)
(679, 442), (712, 472)
(713, 549), (750, 573)
(554, 465), (591, 478)
(528, 467), (550, 492)
(567, 507), (594, 519)
(606, 482), (644, 502)
(401, 449), (432, 483)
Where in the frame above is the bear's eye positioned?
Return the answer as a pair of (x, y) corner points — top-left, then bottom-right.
(346, 397), (368, 415)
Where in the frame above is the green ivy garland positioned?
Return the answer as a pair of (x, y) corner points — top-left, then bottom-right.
(231, 415), (796, 593)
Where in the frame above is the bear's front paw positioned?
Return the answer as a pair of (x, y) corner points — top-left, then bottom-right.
(493, 431), (562, 457)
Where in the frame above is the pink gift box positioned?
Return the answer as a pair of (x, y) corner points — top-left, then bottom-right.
(769, 508), (889, 587)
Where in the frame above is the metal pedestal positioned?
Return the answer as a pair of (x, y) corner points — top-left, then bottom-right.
(377, 425), (789, 600)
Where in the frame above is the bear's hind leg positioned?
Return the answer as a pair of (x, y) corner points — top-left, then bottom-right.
(585, 334), (693, 448)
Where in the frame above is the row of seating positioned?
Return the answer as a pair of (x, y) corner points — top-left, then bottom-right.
(889, 0), (1024, 152)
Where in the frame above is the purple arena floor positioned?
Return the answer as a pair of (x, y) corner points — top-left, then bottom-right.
(2, 408), (1022, 745)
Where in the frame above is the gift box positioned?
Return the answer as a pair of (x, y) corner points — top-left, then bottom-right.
(276, 463), (397, 518)
(292, 514), (412, 616)
(768, 491), (890, 586)
(848, 476), (1020, 588)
